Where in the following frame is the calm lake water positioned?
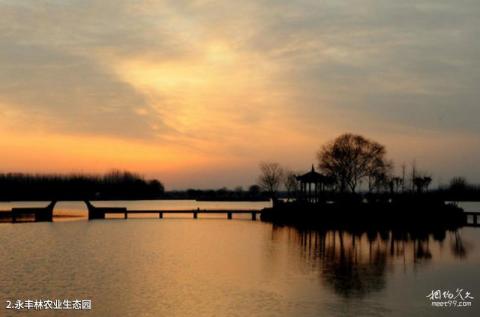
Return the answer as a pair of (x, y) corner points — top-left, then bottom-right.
(0, 201), (479, 316)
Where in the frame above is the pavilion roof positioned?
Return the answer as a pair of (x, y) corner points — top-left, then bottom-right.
(296, 165), (328, 183)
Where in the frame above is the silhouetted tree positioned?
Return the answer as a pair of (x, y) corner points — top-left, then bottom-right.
(148, 179), (165, 193)
(451, 231), (467, 258)
(217, 187), (228, 196)
(413, 174), (432, 193)
(317, 133), (390, 193)
(390, 176), (404, 194)
(449, 177), (468, 192)
(248, 184), (261, 196)
(283, 170), (299, 202)
(443, 176), (480, 200)
(258, 162), (284, 200)
(367, 163), (393, 193)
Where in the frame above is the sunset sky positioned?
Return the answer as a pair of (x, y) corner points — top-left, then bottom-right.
(0, 0), (479, 189)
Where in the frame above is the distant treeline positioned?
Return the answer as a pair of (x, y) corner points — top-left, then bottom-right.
(435, 177), (480, 201)
(164, 185), (269, 201)
(162, 183), (480, 202)
(0, 170), (164, 201)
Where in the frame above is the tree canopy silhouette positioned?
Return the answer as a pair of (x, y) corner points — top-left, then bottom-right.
(317, 133), (391, 193)
(257, 162), (284, 199)
(283, 169), (299, 202)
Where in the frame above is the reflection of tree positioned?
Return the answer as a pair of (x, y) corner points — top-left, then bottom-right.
(285, 227), (469, 299)
(451, 231), (467, 258)
(414, 240), (432, 261)
(321, 231), (387, 298)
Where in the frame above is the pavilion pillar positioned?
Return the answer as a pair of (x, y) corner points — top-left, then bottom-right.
(305, 182), (308, 201)
(302, 182), (306, 201)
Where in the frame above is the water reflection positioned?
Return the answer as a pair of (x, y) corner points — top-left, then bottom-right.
(273, 226), (471, 299)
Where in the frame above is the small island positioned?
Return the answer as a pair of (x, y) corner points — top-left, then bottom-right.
(258, 133), (478, 229)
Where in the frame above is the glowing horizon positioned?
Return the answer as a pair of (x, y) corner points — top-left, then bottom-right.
(0, 0), (479, 189)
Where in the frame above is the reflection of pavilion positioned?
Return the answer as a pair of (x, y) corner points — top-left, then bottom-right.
(296, 165), (329, 203)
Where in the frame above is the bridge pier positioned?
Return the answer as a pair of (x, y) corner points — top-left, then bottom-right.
(88, 210), (106, 220)
(38, 201), (55, 222)
(85, 201), (127, 220)
(251, 212), (257, 221)
(124, 212), (128, 219)
(35, 211), (53, 222)
(10, 201), (56, 223)
(86, 201), (105, 220)
(159, 212), (163, 219)
(227, 212), (232, 220)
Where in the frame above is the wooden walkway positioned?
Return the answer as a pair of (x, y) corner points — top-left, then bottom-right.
(85, 200), (261, 220)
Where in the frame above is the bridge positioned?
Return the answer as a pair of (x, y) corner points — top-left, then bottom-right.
(0, 201), (262, 222)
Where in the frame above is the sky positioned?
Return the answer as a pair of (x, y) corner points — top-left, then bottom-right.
(0, 0), (479, 189)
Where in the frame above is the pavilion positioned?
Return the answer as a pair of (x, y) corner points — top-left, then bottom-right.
(296, 165), (329, 203)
